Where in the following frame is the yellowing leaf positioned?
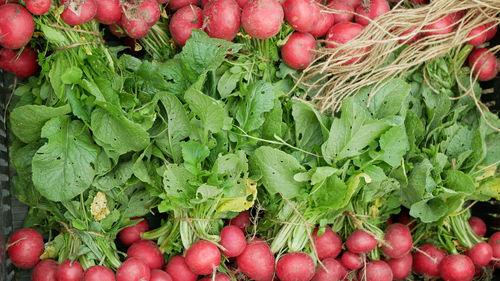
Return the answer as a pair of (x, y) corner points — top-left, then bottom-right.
(217, 179), (257, 213)
(475, 165), (497, 182)
(90, 192), (110, 221)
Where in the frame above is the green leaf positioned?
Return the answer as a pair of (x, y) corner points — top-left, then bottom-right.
(218, 68), (241, 98)
(61, 67), (83, 85)
(262, 98), (285, 140)
(217, 179), (258, 213)
(401, 158), (435, 207)
(378, 126), (409, 167)
(156, 59), (190, 96)
(40, 24), (67, 43)
(368, 79), (411, 118)
(292, 102), (328, 152)
(94, 162), (134, 191)
(185, 87), (232, 134)
(32, 116), (99, 201)
(410, 197), (448, 223)
(422, 86), (451, 132)
(181, 140), (210, 175)
(310, 167), (338, 185)
(250, 146), (306, 199)
(10, 104), (72, 143)
(192, 184), (222, 204)
(443, 170), (475, 194)
(236, 81), (276, 133)
(162, 164), (197, 208)
(311, 175), (347, 210)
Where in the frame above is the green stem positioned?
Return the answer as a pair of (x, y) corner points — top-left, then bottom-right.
(159, 220), (180, 253)
(142, 221), (172, 240)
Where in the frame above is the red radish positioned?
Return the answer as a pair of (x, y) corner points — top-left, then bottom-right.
(199, 273), (231, 281)
(109, 23), (127, 38)
(474, 265), (482, 277)
(358, 260), (393, 281)
(422, 14), (455, 37)
(202, 0), (241, 41)
(354, 0), (390, 27)
(136, 0), (161, 26)
(56, 260), (84, 281)
(157, 0), (169, 3)
(413, 244), (447, 277)
(170, 5), (203, 46)
(230, 211), (251, 230)
(95, 0), (122, 24)
(165, 256), (198, 281)
(397, 209), (416, 230)
(387, 252), (412, 280)
(312, 227), (342, 260)
(83, 265), (115, 281)
(449, 11), (464, 22)
(346, 230), (377, 254)
(60, 0), (97, 26)
(236, 238), (275, 281)
(32, 260), (58, 281)
(120, 15), (150, 39)
(0, 0), (18, 4)
(236, 0), (249, 8)
(0, 4), (35, 49)
(25, 0), (51, 15)
(276, 252), (315, 281)
(116, 258), (151, 281)
(309, 9), (335, 38)
(283, 0), (320, 32)
(311, 258), (347, 281)
(398, 27), (420, 44)
(185, 240), (221, 275)
(220, 225), (247, 257)
(490, 232), (500, 259)
(468, 216), (487, 237)
(327, 0), (354, 23)
(151, 269), (172, 281)
(485, 22), (498, 41)
(7, 228), (44, 268)
(127, 240), (164, 270)
(341, 251), (363, 270)
(468, 242), (493, 266)
(281, 32), (317, 70)
(342, 0), (360, 7)
(241, 0), (284, 39)
(467, 25), (488, 46)
(168, 0), (198, 10)
(0, 47), (38, 78)
(326, 22), (368, 64)
(381, 223), (412, 258)
(439, 254), (475, 281)
(468, 48), (499, 81)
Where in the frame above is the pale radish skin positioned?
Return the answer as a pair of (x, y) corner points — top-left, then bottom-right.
(83, 265), (115, 281)
(387, 252), (412, 280)
(358, 260), (393, 281)
(276, 252), (315, 281)
(202, 0), (241, 41)
(346, 229), (377, 254)
(0, 4), (35, 49)
(468, 242), (493, 266)
(381, 223), (413, 258)
(341, 251), (363, 270)
(309, 9), (335, 38)
(280, 32), (317, 70)
(170, 5), (203, 46)
(56, 260), (84, 281)
(327, 0), (354, 23)
(230, 210), (251, 230)
(32, 260), (58, 281)
(467, 25), (488, 47)
(241, 0), (284, 39)
(95, 0), (122, 24)
(7, 228), (44, 268)
(283, 0), (320, 32)
(439, 254), (475, 281)
(168, 0), (198, 10)
(120, 15), (151, 39)
(413, 244), (446, 277)
(119, 218), (149, 246)
(165, 256), (198, 281)
(311, 258), (347, 281)
(490, 232), (500, 259)
(422, 14), (455, 37)
(151, 269), (173, 281)
(468, 216), (487, 237)
(236, 238), (275, 281)
(312, 227), (342, 260)
(354, 0), (390, 27)
(116, 258), (151, 281)
(220, 225), (247, 257)
(185, 240), (221, 275)
(109, 23), (127, 38)
(485, 22), (498, 41)
(199, 273), (232, 281)
(60, 0), (97, 26)
(468, 48), (499, 81)
(25, 0), (51, 15)
(127, 240), (165, 270)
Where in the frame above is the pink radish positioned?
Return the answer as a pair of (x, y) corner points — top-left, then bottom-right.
(422, 14), (455, 37)
(485, 22), (498, 41)
(118, 218), (149, 246)
(7, 228), (43, 268)
(165, 256), (198, 281)
(83, 265), (115, 281)
(220, 225), (247, 257)
(203, 0), (241, 41)
(309, 9), (335, 38)
(32, 260), (58, 281)
(468, 216), (487, 237)
(327, 0), (354, 23)
(325, 22), (368, 65)
(199, 273), (231, 281)
(281, 32), (317, 69)
(387, 252), (412, 280)
(60, 0), (97, 26)
(490, 232), (500, 259)
(312, 227), (342, 260)
(468, 48), (499, 81)
(346, 230), (377, 254)
(116, 258), (151, 281)
(230, 211), (251, 230)
(439, 254), (475, 281)
(127, 240), (164, 270)
(358, 260), (393, 281)
(381, 223), (412, 258)
(467, 25), (488, 46)
(354, 0), (390, 27)
(236, 238), (275, 281)
(276, 252), (315, 281)
(468, 242), (493, 266)
(25, 0), (51, 15)
(341, 251), (363, 270)
(168, 0), (198, 10)
(170, 5), (203, 46)
(312, 258), (347, 281)
(241, 0), (284, 39)
(95, 0), (122, 24)
(150, 269), (173, 281)
(343, 0), (360, 6)
(109, 23), (127, 38)
(283, 0), (320, 32)
(56, 260), (84, 281)
(398, 27), (420, 44)
(120, 15), (150, 39)
(413, 244), (447, 277)
(0, 4), (35, 49)
(185, 240), (221, 275)
(0, 47), (38, 78)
